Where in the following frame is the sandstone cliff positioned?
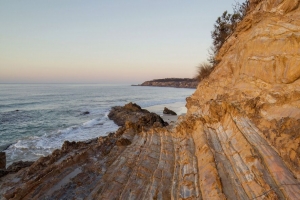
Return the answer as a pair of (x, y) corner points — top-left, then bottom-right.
(136, 78), (198, 88)
(0, 0), (300, 199)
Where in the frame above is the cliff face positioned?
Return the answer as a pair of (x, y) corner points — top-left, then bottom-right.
(138, 78), (198, 88)
(185, 0), (300, 198)
(0, 0), (300, 199)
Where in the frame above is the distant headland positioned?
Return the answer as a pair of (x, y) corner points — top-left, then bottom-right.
(133, 78), (198, 88)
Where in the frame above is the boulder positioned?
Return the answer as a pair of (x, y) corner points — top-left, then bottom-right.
(108, 102), (168, 131)
(163, 107), (177, 115)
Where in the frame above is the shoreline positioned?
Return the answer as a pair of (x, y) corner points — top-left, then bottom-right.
(2, 101), (187, 168)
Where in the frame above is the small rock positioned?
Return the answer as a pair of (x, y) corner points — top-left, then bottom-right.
(0, 143), (12, 152)
(81, 111), (90, 115)
(163, 107), (177, 115)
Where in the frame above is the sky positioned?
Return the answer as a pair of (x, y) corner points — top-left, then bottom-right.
(0, 0), (245, 84)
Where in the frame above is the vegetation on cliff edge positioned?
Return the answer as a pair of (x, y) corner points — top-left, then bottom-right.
(195, 0), (250, 82)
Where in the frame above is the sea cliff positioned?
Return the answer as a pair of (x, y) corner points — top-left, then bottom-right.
(1, 0), (300, 199)
(135, 78), (198, 88)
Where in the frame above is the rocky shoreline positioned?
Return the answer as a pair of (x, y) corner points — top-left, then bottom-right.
(0, 102), (173, 199)
(133, 78), (198, 88)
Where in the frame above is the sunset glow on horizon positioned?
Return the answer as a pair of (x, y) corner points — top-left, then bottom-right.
(1, 0), (245, 84)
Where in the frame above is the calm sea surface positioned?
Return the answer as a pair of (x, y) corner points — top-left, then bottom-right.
(0, 84), (194, 166)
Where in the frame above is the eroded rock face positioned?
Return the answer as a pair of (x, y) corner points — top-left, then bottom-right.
(0, 0), (299, 199)
(185, 0), (300, 198)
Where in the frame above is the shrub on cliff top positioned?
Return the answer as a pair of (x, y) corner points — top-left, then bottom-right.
(195, 1), (250, 83)
(210, 0), (250, 65)
(195, 63), (214, 82)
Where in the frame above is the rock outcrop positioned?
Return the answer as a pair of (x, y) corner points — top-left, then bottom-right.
(135, 78), (198, 88)
(163, 107), (177, 115)
(0, 0), (300, 199)
(108, 102), (168, 127)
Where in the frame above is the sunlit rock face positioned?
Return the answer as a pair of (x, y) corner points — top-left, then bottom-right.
(186, 0), (300, 198)
(0, 0), (299, 199)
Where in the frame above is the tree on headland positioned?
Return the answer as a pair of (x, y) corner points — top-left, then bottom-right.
(195, 0), (250, 82)
(210, 0), (250, 65)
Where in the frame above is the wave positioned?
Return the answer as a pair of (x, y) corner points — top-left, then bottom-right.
(137, 98), (186, 108)
(5, 115), (119, 166)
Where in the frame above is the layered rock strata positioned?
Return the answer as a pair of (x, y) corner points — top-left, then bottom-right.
(1, 0), (300, 199)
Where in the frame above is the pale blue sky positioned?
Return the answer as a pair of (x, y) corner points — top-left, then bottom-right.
(0, 0), (245, 84)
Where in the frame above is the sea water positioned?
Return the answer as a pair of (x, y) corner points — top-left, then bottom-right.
(0, 84), (194, 166)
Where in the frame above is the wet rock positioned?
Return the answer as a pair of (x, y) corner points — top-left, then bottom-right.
(0, 169), (8, 178)
(163, 107), (177, 115)
(6, 161), (34, 173)
(81, 111), (90, 115)
(0, 152), (6, 169)
(0, 143), (12, 152)
(108, 102), (148, 126)
(108, 102), (167, 128)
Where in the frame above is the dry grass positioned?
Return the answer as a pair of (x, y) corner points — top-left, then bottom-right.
(195, 63), (214, 82)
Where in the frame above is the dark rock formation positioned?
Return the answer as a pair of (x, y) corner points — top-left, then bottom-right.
(0, 143), (13, 152)
(0, 152), (5, 169)
(0, 170), (8, 178)
(136, 78), (198, 88)
(108, 102), (167, 127)
(80, 111), (90, 115)
(0, 160), (34, 179)
(163, 107), (177, 115)
(108, 102), (149, 126)
(6, 161), (34, 173)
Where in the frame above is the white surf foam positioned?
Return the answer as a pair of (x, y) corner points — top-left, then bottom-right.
(5, 115), (119, 167)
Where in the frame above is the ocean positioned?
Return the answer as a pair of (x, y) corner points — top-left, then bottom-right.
(0, 84), (195, 166)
